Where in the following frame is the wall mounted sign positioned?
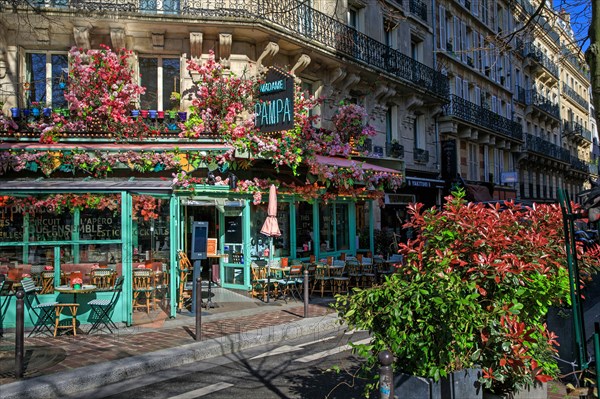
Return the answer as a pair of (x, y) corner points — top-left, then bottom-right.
(255, 67), (294, 133)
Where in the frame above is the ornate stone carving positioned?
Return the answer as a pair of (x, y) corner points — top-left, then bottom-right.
(291, 54), (311, 76)
(110, 28), (126, 50)
(219, 33), (232, 68)
(256, 41), (279, 75)
(152, 33), (164, 49)
(190, 32), (203, 60)
(73, 26), (90, 50)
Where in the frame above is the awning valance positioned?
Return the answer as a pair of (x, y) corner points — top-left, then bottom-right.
(0, 178), (174, 193)
(313, 155), (402, 175)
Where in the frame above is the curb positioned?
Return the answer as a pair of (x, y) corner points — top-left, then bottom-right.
(0, 313), (344, 399)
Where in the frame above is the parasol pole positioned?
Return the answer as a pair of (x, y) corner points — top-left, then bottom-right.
(266, 236), (273, 303)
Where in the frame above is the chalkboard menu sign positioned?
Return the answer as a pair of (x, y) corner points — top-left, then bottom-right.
(225, 216), (242, 243)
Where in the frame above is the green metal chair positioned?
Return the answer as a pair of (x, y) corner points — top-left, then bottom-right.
(87, 276), (124, 334)
(21, 277), (58, 337)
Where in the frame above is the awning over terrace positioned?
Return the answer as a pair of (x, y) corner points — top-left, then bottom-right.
(313, 155), (403, 176)
(0, 178), (174, 193)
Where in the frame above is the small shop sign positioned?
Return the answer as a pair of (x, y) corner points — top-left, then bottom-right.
(255, 67), (294, 133)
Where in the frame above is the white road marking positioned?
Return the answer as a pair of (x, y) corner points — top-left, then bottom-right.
(250, 336), (336, 360)
(294, 338), (372, 363)
(167, 382), (234, 399)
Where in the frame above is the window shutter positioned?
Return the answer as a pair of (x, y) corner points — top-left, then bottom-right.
(475, 86), (481, 106)
(463, 80), (469, 101)
(473, 0), (479, 16)
(455, 77), (463, 97)
(453, 16), (460, 55)
(473, 32), (479, 69)
(440, 6), (447, 50)
(491, 96), (497, 113)
(461, 21), (467, 62)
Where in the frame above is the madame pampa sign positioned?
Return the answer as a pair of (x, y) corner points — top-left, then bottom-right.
(255, 67), (294, 133)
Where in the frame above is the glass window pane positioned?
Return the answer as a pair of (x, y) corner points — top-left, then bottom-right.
(28, 245), (54, 267)
(0, 208), (24, 242)
(79, 208), (122, 241)
(162, 58), (180, 111)
(335, 204), (349, 250)
(140, 58), (158, 110)
(27, 53), (46, 105)
(296, 202), (314, 258)
(29, 211), (74, 242)
(250, 203), (290, 259)
(164, 0), (180, 14)
(51, 54), (68, 108)
(319, 203), (333, 252)
(0, 245), (22, 264)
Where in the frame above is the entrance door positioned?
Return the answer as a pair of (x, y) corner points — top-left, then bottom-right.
(184, 205), (218, 282)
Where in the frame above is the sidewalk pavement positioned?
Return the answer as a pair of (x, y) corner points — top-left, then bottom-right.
(0, 286), (589, 399)
(0, 287), (343, 399)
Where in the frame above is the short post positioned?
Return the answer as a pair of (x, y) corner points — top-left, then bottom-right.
(15, 290), (25, 379)
(378, 350), (393, 399)
(195, 277), (202, 341)
(303, 269), (309, 318)
(594, 322), (600, 397)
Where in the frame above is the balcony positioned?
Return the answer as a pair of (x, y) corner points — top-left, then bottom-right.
(409, 0), (427, 22)
(522, 43), (559, 79)
(562, 49), (590, 79)
(522, 89), (560, 121)
(443, 95), (523, 141)
(386, 141), (404, 159)
(563, 121), (592, 143)
(570, 155), (589, 173)
(18, 0), (449, 100)
(414, 148), (429, 164)
(525, 133), (570, 163)
(561, 83), (589, 110)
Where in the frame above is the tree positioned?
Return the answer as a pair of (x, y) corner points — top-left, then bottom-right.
(587, 0), (600, 122)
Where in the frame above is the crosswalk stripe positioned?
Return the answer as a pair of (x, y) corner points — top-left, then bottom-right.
(294, 338), (371, 363)
(167, 382), (234, 399)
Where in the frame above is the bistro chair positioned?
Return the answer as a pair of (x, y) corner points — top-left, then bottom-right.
(90, 269), (117, 292)
(330, 263), (349, 295)
(311, 264), (332, 297)
(360, 258), (376, 288)
(87, 276), (124, 334)
(21, 277), (58, 337)
(285, 264), (304, 301)
(345, 259), (362, 289)
(132, 269), (155, 314)
(0, 280), (14, 337)
(304, 263), (317, 296)
(31, 265), (44, 286)
(177, 250), (193, 311)
(250, 265), (268, 301)
(40, 271), (55, 294)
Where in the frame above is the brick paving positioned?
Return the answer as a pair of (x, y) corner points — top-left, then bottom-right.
(0, 303), (334, 385)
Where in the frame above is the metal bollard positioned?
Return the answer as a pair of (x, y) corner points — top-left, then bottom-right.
(15, 290), (25, 379)
(378, 350), (393, 399)
(195, 277), (202, 341)
(303, 269), (309, 318)
(595, 322), (600, 396)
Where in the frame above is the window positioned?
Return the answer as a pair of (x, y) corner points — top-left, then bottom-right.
(319, 203), (349, 253)
(139, 56), (181, 111)
(413, 114), (426, 149)
(494, 148), (504, 185)
(25, 52), (68, 108)
(468, 142), (478, 180)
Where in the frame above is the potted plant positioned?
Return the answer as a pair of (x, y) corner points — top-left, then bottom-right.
(334, 189), (600, 398)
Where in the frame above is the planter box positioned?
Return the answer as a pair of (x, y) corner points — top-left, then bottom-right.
(482, 383), (547, 399)
(393, 368), (482, 399)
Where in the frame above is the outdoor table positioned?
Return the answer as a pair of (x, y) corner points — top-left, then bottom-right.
(55, 284), (97, 303)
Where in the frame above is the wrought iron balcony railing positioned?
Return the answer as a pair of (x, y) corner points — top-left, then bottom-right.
(386, 142), (404, 159)
(409, 0), (427, 22)
(562, 49), (591, 79)
(522, 88), (560, 120)
(525, 133), (570, 163)
(563, 121), (592, 142)
(522, 42), (559, 78)
(444, 95), (523, 141)
(570, 155), (589, 173)
(413, 147), (429, 163)
(562, 83), (589, 110)
(11, 0), (449, 100)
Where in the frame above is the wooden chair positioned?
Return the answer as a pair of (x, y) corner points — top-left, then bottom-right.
(250, 266), (268, 301)
(361, 259), (376, 288)
(177, 250), (193, 311)
(331, 264), (349, 295)
(345, 259), (363, 289)
(40, 271), (55, 294)
(311, 265), (332, 297)
(90, 269), (117, 291)
(286, 264), (304, 300)
(132, 269), (155, 313)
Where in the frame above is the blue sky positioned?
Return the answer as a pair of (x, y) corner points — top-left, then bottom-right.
(552, 0), (590, 50)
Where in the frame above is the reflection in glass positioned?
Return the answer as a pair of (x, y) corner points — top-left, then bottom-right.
(295, 202), (314, 258)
